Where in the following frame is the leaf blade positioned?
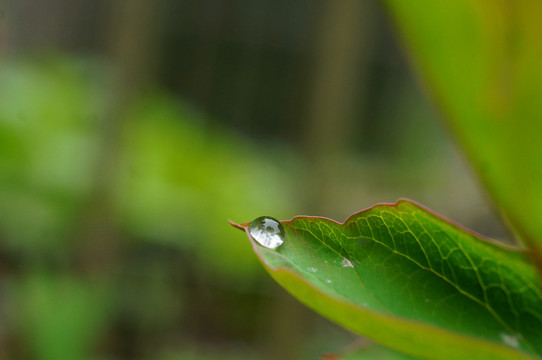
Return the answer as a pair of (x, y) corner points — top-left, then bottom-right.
(234, 200), (542, 360)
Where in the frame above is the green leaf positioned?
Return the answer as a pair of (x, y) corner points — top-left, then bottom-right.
(382, 1), (542, 259)
(231, 200), (542, 360)
(16, 274), (108, 360)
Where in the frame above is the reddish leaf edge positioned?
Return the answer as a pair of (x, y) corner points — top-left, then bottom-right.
(227, 219), (247, 230)
(230, 198), (528, 253)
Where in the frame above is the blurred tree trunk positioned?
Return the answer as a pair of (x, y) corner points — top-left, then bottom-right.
(189, 0), (227, 109)
(6, 0), (100, 52)
(79, 0), (164, 275)
(0, 0), (8, 57)
(262, 1), (376, 359)
(304, 0), (375, 216)
(80, 1), (166, 357)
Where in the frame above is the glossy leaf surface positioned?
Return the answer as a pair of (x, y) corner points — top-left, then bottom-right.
(232, 200), (542, 360)
(383, 0), (542, 258)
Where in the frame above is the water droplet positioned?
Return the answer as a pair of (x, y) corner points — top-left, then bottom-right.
(248, 216), (285, 249)
(500, 333), (520, 348)
(307, 267), (318, 273)
(325, 279), (332, 284)
(341, 257), (354, 268)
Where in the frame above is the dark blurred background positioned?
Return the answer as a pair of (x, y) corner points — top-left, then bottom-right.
(0, 0), (509, 359)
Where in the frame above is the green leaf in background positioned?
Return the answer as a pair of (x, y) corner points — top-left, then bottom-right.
(0, 57), (103, 254)
(232, 200), (542, 360)
(383, 1), (542, 260)
(16, 275), (108, 360)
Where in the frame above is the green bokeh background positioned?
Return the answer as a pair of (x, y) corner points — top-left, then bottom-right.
(0, 1), (511, 359)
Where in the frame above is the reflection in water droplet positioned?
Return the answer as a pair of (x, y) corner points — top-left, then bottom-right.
(341, 257), (354, 268)
(248, 216), (284, 249)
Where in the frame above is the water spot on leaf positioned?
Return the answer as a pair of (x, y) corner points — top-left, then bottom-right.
(500, 333), (520, 348)
(248, 216), (284, 249)
(341, 257), (354, 268)
(307, 267), (318, 273)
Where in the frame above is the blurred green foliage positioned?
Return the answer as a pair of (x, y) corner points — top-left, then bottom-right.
(15, 274), (107, 360)
(0, 56), (301, 358)
(0, 57), (101, 255)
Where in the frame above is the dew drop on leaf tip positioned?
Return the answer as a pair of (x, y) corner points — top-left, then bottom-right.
(248, 216), (285, 249)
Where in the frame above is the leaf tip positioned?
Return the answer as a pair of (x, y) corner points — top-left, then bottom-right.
(228, 219), (249, 231)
